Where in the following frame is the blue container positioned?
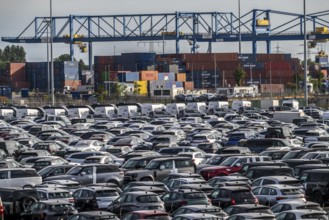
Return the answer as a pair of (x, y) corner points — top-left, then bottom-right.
(175, 82), (184, 88)
(71, 92), (81, 100)
(125, 72), (140, 82)
(158, 72), (176, 81)
(0, 86), (12, 99)
(21, 88), (29, 98)
(117, 73), (126, 82)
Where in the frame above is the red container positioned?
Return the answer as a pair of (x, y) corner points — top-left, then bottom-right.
(13, 81), (30, 90)
(264, 61), (291, 70)
(184, 81), (194, 90)
(7, 63), (26, 81)
(140, 71), (158, 81)
(256, 54), (285, 62)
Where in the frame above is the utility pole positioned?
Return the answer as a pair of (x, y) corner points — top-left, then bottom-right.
(50, 0), (55, 105)
(303, 0), (308, 106)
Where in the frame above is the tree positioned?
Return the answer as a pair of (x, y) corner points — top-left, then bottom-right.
(111, 82), (127, 99)
(54, 54), (71, 62)
(95, 84), (108, 103)
(234, 66), (246, 86)
(78, 59), (89, 71)
(0, 45), (26, 68)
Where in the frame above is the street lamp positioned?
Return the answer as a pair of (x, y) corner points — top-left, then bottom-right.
(303, 0), (308, 106)
(50, 0), (55, 105)
(238, 0), (241, 54)
(243, 63), (256, 85)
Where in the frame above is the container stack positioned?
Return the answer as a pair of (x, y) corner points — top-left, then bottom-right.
(5, 63), (27, 90)
(26, 61), (80, 92)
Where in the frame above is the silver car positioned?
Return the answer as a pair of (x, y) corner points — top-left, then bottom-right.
(252, 184), (305, 206)
(44, 164), (124, 186)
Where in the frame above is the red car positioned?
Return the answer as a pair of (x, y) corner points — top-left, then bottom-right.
(121, 210), (171, 220)
(200, 156), (271, 180)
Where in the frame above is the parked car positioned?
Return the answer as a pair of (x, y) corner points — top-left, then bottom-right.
(252, 184), (305, 206)
(45, 164), (124, 186)
(73, 186), (120, 211)
(20, 200), (78, 220)
(107, 191), (165, 216)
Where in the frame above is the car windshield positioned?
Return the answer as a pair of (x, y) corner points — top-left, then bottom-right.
(66, 166), (83, 175)
(220, 157), (238, 166)
(50, 203), (74, 211)
(206, 156), (223, 165)
(183, 192), (206, 199)
(144, 215), (171, 220)
(232, 191), (254, 199)
(136, 195), (161, 203)
(281, 188), (301, 195)
(38, 166), (54, 175)
(301, 153), (320, 159)
(49, 192), (71, 199)
(95, 190), (118, 197)
(84, 158), (101, 163)
(145, 161), (160, 170)
(302, 214), (327, 220)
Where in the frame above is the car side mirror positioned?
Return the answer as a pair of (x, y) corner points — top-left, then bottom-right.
(235, 163), (241, 167)
(80, 171), (86, 176)
(160, 165), (166, 170)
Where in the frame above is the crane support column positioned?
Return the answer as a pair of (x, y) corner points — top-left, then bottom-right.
(175, 12), (180, 54)
(266, 40), (271, 54)
(69, 15), (74, 61)
(88, 42), (92, 72)
(252, 40), (257, 55)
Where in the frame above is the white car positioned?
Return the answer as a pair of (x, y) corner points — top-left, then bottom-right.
(37, 188), (74, 203)
(276, 209), (327, 220)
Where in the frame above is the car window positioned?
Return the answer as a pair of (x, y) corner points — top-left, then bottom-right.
(169, 192), (181, 200)
(161, 161), (173, 169)
(263, 179), (275, 185)
(11, 170), (38, 178)
(124, 194), (134, 203)
(176, 159), (193, 168)
(0, 171), (8, 179)
(252, 179), (262, 187)
(260, 187), (270, 195)
(269, 188), (277, 195)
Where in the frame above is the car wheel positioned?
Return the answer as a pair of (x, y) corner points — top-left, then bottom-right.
(20, 196), (37, 210)
(314, 191), (324, 205)
(140, 177), (152, 181)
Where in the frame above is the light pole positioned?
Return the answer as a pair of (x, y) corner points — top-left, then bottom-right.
(50, 0), (55, 105)
(303, 0), (308, 106)
(243, 63), (255, 85)
(238, 0), (241, 54)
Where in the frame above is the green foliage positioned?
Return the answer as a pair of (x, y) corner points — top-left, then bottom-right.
(78, 59), (89, 71)
(54, 54), (71, 62)
(0, 45), (26, 68)
(111, 82), (127, 98)
(234, 66), (246, 86)
(133, 82), (141, 95)
(95, 84), (108, 103)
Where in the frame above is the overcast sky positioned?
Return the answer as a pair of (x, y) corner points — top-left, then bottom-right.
(0, 0), (328, 63)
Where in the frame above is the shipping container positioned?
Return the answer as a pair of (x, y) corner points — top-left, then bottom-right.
(134, 81), (148, 95)
(175, 81), (183, 88)
(21, 88), (29, 98)
(264, 61), (292, 70)
(256, 54), (286, 62)
(140, 71), (158, 81)
(6, 63), (26, 81)
(184, 81), (194, 91)
(125, 72), (140, 82)
(176, 73), (186, 82)
(158, 72), (175, 81)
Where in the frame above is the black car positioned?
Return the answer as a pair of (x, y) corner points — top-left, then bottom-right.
(171, 204), (228, 218)
(244, 166), (294, 181)
(161, 189), (210, 213)
(209, 186), (258, 208)
(67, 211), (119, 220)
(21, 200), (78, 220)
(108, 191), (164, 216)
(0, 187), (39, 218)
(223, 204), (273, 215)
(299, 169), (329, 205)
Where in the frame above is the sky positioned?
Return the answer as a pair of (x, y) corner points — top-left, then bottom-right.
(0, 0), (328, 63)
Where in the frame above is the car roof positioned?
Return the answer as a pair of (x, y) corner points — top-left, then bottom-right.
(77, 211), (117, 217)
(78, 186), (117, 191)
(257, 184), (300, 190)
(303, 168), (329, 173)
(217, 186), (251, 191)
(37, 188), (69, 193)
(256, 176), (298, 181)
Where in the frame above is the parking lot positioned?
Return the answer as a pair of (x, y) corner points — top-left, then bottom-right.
(0, 97), (328, 220)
